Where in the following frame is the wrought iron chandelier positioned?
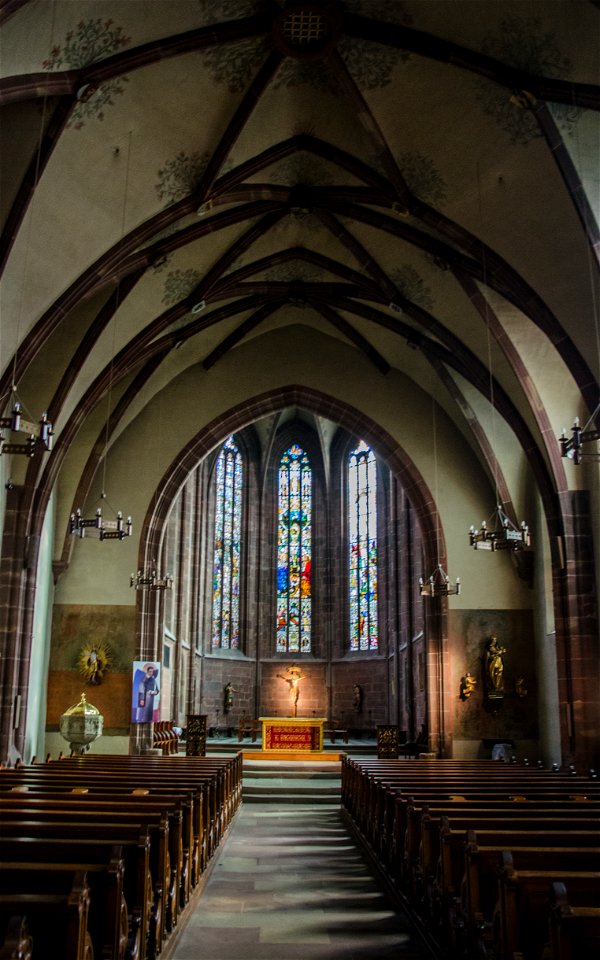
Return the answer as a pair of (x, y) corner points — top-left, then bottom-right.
(469, 505), (530, 552)
(130, 563), (173, 591)
(419, 396), (461, 598)
(69, 493), (132, 541)
(559, 403), (600, 464)
(0, 391), (53, 457)
(419, 564), (461, 597)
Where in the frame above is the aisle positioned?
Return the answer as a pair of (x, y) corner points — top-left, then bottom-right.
(169, 802), (436, 960)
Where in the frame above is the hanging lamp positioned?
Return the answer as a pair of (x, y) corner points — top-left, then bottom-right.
(559, 403), (600, 464)
(0, 389), (53, 457)
(469, 504), (530, 552)
(419, 563), (460, 597)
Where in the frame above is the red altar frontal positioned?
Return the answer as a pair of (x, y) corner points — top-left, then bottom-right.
(260, 717), (327, 752)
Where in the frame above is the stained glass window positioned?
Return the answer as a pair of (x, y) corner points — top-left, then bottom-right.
(348, 439), (378, 651)
(276, 444), (312, 654)
(212, 436), (242, 649)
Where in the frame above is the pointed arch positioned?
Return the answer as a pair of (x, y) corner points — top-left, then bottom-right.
(348, 439), (378, 652)
(276, 443), (312, 654)
(211, 435), (243, 650)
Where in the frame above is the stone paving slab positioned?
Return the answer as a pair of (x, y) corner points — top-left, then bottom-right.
(168, 802), (436, 960)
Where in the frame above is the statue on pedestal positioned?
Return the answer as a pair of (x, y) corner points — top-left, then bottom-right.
(224, 681), (236, 714)
(485, 635), (506, 699)
(460, 672), (477, 700)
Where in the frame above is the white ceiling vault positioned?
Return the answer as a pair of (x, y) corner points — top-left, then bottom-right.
(0, 0), (598, 569)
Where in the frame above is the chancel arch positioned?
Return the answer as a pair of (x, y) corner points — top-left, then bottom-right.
(124, 385), (459, 757)
(1, 0), (597, 785)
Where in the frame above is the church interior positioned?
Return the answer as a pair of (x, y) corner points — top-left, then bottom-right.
(1, 0), (599, 776)
(1, 2), (600, 958)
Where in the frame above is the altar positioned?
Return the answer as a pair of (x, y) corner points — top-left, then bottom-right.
(259, 717), (327, 752)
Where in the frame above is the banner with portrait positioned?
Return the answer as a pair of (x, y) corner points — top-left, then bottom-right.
(131, 661), (161, 723)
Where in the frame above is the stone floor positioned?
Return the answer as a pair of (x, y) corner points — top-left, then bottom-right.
(168, 801), (436, 960)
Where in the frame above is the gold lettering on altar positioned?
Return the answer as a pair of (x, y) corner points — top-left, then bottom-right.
(259, 716), (327, 752)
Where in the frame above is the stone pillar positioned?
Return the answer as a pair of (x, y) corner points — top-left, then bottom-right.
(555, 490), (599, 769)
(0, 485), (35, 762)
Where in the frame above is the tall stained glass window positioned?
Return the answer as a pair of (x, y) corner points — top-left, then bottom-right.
(276, 444), (312, 653)
(348, 439), (378, 651)
(212, 436), (242, 649)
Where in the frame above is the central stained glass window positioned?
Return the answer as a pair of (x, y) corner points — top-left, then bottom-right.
(276, 444), (312, 653)
(212, 436), (242, 649)
(348, 439), (378, 651)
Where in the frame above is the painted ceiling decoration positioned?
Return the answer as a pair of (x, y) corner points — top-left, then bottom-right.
(41, 16), (132, 129)
(0, 0), (598, 565)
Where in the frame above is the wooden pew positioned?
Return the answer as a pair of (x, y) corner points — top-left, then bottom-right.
(0, 822), (158, 959)
(341, 757), (598, 818)
(462, 839), (600, 958)
(0, 857), (127, 960)
(342, 760), (599, 854)
(340, 759), (600, 866)
(548, 881), (600, 960)
(73, 756), (236, 862)
(324, 723), (349, 744)
(3, 770), (207, 878)
(60, 753), (243, 847)
(0, 836), (147, 960)
(0, 802), (178, 939)
(340, 758), (600, 960)
(0, 755), (242, 960)
(3, 789), (193, 890)
(152, 721), (179, 755)
(434, 826), (600, 958)
(0, 915), (32, 960)
(496, 856), (600, 960)
(0, 790), (190, 915)
(397, 797), (599, 884)
(0, 871), (93, 960)
(238, 719), (259, 742)
(406, 800), (600, 891)
(2, 775), (201, 882)
(0, 754), (240, 877)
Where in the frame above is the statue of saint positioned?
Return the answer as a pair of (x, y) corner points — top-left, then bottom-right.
(459, 672), (477, 700)
(353, 683), (363, 713)
(485, 635), (506, 696)
(277, 663), (304, 717)
(515, 675), (528, 698)
(223, 682), (236, 714)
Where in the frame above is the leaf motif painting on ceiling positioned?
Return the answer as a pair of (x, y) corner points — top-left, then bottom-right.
(197, 0), (256, 26)
(477, 15), (578, 145)
(344, 0), (413, 26)
(272, 58), (338, 93)
(202, 36), (270, 93)
(273, 38), (411, 92)
(162, 269), (203, 307)
(264, 264), (320, 283)
(338, 0), (412, 89)
(42, 18), (131, 129)
(396, 152), (447, 207)
(274, 211), (324, 234)
(368, 151), (447, 207)
(156, 151), (213, 204)
(391, 265), (434, 312)
(270, 155), (335, 187)
(338, 37), (410, 90)
(152, 151), (235, 272)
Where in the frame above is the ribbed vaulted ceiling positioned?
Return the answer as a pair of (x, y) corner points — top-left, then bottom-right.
(1, 0), (598, 546)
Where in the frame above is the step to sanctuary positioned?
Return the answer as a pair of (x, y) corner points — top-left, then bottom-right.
(204, 736), (379, 758)
(242, 757), (342, 804)
(242, 750), (343, 761)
